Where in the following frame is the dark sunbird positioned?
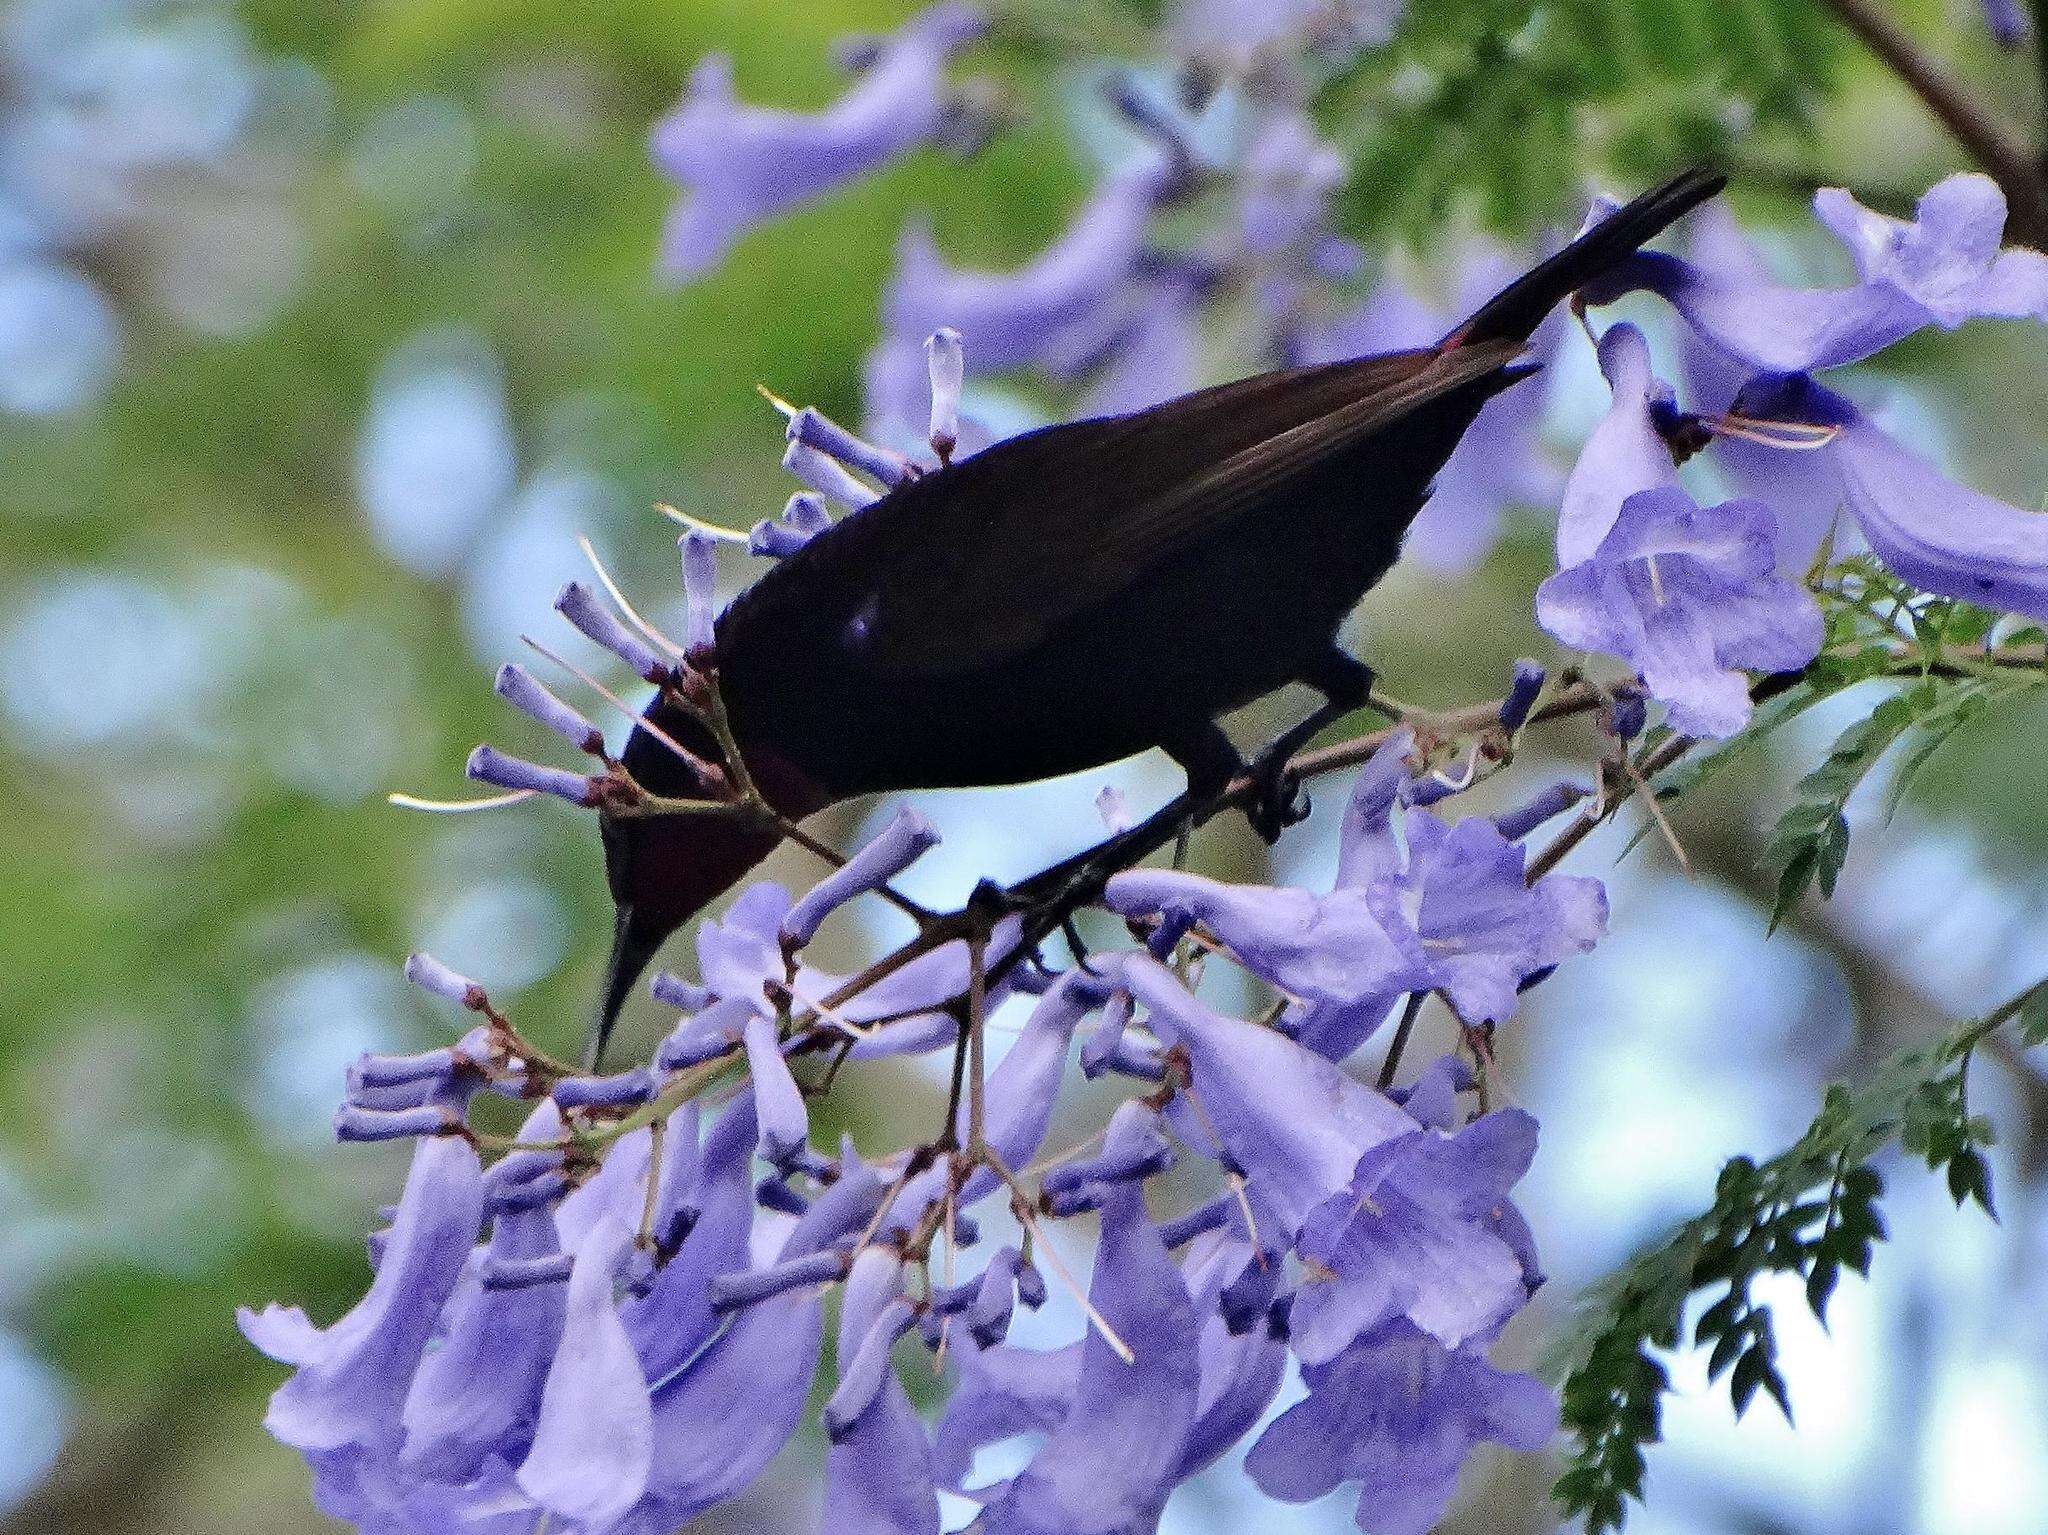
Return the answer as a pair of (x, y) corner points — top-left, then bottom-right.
(592, 168), (1726, 1059)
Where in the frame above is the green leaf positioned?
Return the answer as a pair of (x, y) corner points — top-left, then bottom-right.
(1547, 984), (2035, 1531)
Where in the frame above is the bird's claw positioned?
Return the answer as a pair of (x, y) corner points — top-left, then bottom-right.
(1246, 754), (1309, 844)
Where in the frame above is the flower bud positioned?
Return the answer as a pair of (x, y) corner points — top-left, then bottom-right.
(552, 580), (670, 683)
(494, 664), (603, 754)
(1498, 659), (1545, 732)
(786, 404), (911, 487)
(465, 744), (596, 806)
(707, 1249), (846, 1311)
(782, 439), (879, 508)
(551, 1067), (660, 1111)
(781, 807), (940, 945)
(1492, 780), (1591, 843)
(404, 951), (486, 1008)
(333, 1103), (457, 1142)
(680, 531), (719, 652)
(926, 326), (963, 459)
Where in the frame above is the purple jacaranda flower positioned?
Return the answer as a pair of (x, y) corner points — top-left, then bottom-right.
(1735, 372), (2048, 622)
(241, 1134), (485, 1457)
(782, 401), (917, 488)
(1554, 323), (1681, 565)
(1497, 658), (1545, 732)
(1672, 207), (1846, 564)
(1290, 1098), (1540, 1364)
(683, 876), (1025, 1057)
(1174, 1228), (1289, 1478)
(1123, 956), (1413, 1237)
(1538, 485), (1826, 738)
(515, 1218), (654, 1528)
(1075, 266), (1209, 417)
(400, 1106), (569, 1481)
(624, 1094), (756, 1381)
(493, 662), (603, 755)
(1042, 1100), (1175, 1215)
(880, 159), (1175, 374)
(554, 579), (670, 683)
(1586, 174), (2048, 373)
(554, 1122), (653, 1254)
(1104, 868), (1426, 1016)
(926, 325), (964, 457)
(877, 969), (1107, 1237)
(1112, 736), (1604, 1056)
(935, 1223), (1286, 1501)
(1982, 0), (2031, 47)
(973, 1181), (1201, 1534)
(783, 806), (940, 945)
(1376, 811), (1608, 1025)
(651, 3), (988, 277)
(625, 1158), (881, 1532)
(1100, 732), (1424, 1059)
(1300, 242), (1563, 571)
(1246, 1318), (1557, 1535)
(821, 1249), (940, 1535)
(933, 1338), (1080, 1491)
(751, 489), (836, 558)
(464, 743), (596, 806)
(743, 1008), (809, 1168)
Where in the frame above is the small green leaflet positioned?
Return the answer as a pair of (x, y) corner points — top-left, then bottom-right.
(1547, 980), (2043, 1534)
(1760, 679), (2004, 930)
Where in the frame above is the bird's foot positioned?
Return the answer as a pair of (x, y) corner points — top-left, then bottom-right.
(1244, 748), (1310, 844)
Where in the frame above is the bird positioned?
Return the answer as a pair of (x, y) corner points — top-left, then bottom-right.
(592, 167), (1727, 1063)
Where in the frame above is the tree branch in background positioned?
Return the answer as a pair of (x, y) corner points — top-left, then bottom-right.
(1819, 0), (2048, 243)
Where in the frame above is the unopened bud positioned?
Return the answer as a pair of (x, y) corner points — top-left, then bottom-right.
(926, 327), (963, 461)
(466, 744), (596, 806)
(494, 664), (603, 754)
(553, 581), (669, 683)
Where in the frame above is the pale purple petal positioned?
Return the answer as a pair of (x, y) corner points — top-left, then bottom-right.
(1105, 870), (1424, 1005)
(1246, 1320), (1557, 1535)
(1174, 1230), (1288, 1479)
(822, 1249), (939, 1535)
(1538, 485), (1823, 739)
(652, 6), (986, 276)
(1739, 373), (2048, 622)
(933, 1341), (1079, 1490)
(1556, 323), (1679, 564)
(624, 1093), (757, 1382)
(976, 1182), (1201, 1533)
(515, 1218), (652, 1527)
(882, 163), (1170, 370)
(1124, 957), (1412, 1236)
(400, 1197), (566, 1479)
(1814, 174), (2048, 325)
(240, 1135), (484, 1454)
(1334, 728), (1416, 890)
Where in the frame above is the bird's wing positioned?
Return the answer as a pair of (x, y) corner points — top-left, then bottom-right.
(721, 340), (1523, 679)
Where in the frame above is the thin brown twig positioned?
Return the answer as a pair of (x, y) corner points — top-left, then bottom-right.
(1817, 0), (2048, 245)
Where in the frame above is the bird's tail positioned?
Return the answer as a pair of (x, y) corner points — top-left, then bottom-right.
(586, 902), (666, 1071)
(1445, 166), (1725, 348)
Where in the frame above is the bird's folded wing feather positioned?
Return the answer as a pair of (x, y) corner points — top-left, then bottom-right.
(725, 339), (1524, 679)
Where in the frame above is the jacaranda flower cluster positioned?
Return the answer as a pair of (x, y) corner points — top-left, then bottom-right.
(244, 706), (1601, 1534)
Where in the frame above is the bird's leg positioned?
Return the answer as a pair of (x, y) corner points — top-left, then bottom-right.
(989, 723), (1242, 919)
(1244, 649), (1376, 843)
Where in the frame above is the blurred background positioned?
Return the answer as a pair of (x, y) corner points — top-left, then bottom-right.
(3, 1), (2047, 1532)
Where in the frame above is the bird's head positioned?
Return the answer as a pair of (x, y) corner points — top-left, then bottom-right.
(589, 691), (823, 1062)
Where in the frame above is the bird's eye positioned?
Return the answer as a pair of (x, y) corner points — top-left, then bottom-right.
(842, 593), (880, 651)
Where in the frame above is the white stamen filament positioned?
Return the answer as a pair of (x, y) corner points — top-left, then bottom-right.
(386, 789), (539, 813)
(579, 534), (686, 658)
